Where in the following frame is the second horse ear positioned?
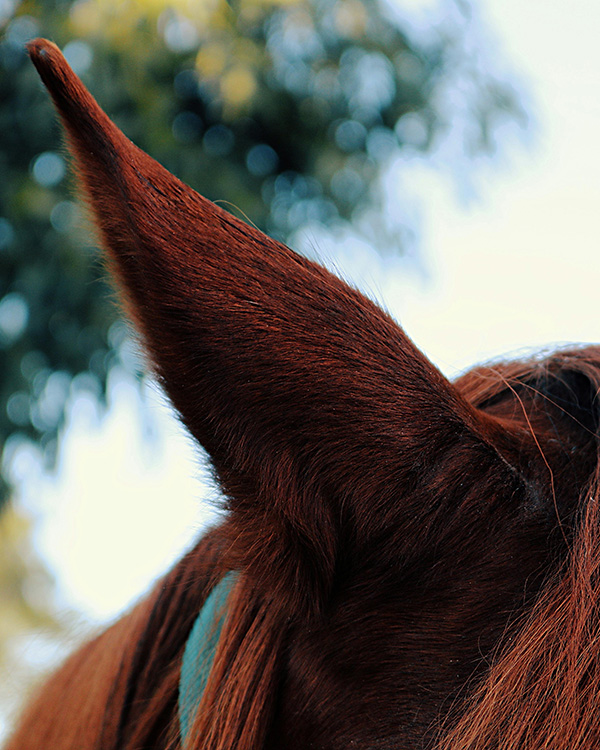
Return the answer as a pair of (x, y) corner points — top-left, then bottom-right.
(28, 38), (529, 615)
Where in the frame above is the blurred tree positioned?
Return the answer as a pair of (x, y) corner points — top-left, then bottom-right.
(0, 0), (524, 503)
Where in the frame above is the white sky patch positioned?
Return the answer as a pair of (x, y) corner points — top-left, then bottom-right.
(32, 375), (221, 622)
(375, 0), (600, 375)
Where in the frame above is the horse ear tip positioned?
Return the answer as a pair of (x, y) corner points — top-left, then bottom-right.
(27, 38), (69, 87)
(26, 37), (58, 62)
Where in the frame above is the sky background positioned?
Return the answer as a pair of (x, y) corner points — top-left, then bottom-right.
(13, 0), (600, 626)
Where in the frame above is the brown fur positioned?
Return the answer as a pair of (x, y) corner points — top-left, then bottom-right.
(7, 38), (600, 749)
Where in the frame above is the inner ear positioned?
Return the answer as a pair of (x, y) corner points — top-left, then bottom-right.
(537, 369), (599, 438)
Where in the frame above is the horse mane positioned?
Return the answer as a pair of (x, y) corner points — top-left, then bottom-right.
(439, 352), (600, 749)
(439, 490), (600, 749)
(9, 38), (600, 750)
(5, 529), (284, 750)
(8, 349), (599, 750)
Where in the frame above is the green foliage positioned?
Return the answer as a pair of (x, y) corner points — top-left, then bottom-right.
(0, 0), (524, 504)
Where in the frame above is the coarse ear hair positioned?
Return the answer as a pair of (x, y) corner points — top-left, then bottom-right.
(27, 39), (530, 618)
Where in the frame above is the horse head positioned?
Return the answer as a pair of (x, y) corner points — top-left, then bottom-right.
(10, 38), (600, 750)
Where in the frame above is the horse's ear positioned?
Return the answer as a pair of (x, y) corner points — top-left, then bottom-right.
(28, 39), (514, 614)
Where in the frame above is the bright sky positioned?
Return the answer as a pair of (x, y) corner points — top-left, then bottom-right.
(19, 0), (600, 624)
(386, 0), (600, 374)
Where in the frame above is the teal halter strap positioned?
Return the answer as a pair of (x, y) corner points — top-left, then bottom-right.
(178, 571), (238, 742)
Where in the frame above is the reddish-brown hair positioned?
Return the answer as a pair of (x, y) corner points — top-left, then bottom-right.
(7, 38), (600, 750)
